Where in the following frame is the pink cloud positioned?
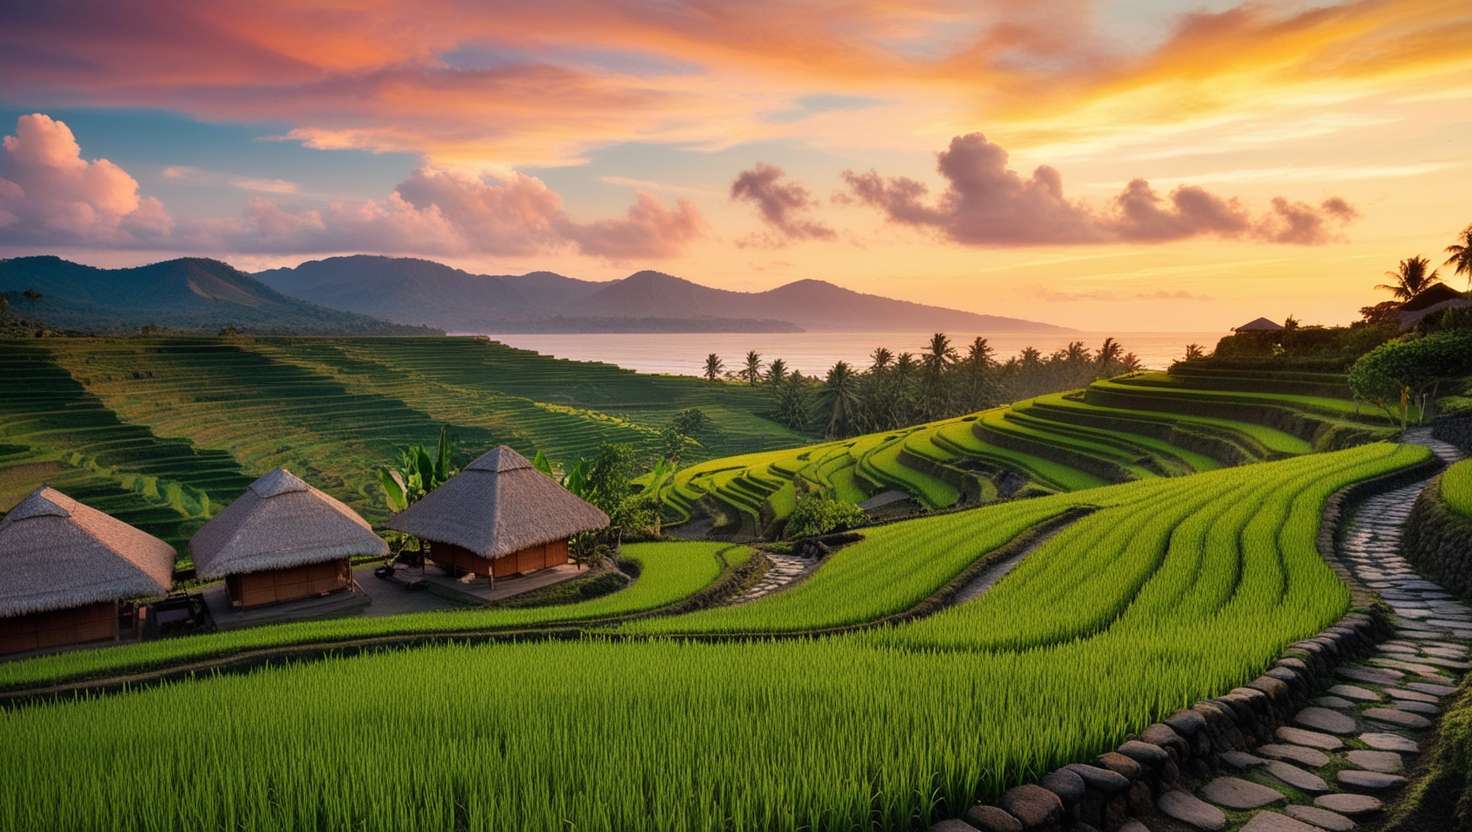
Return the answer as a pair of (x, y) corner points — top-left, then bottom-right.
(843, 132), (1357, 246)
(561, 192), (703, 259)
(0, 113), (172, 245)
(730, 163), (835, 244)
(0, 114), (701, 261)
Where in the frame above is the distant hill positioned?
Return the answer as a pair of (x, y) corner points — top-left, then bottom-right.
(0, 256), (439, 335)
(256, 255), (1068, 333)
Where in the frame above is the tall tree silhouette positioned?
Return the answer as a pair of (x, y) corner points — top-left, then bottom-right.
(818, 361), (861, 438)
(1376, 256), (1441, 301)
(920, 332), (958, 419)
(1445, 224), (1472, 289)
(741, 350), (763, 385)
(765, 357), (788, 386)
(703, 353), (724, 381)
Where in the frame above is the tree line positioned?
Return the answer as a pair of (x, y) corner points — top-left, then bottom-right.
(701, 333), (1143, 438)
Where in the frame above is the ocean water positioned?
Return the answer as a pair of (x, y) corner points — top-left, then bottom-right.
(474, 330), (1227, 377)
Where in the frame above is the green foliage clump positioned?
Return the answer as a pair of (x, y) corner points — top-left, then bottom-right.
(1348, 331), (1472, 427)
(783, 490), (867, 540)
(1442, 459), (1472, 519)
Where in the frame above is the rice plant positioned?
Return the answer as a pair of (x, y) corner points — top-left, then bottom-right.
(0, 444), (1430, 832)
(1443, 459), (1472, 518)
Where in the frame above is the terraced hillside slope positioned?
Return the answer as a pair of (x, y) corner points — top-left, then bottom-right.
(0, 337), (805, 555)
(0, 443), (1430, 830)
(651, 365), (1399, 537)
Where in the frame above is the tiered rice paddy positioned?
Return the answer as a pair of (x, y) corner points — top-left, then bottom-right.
(653, 366), (1397, 534)
(0, 443), (1428, 831)
(0, 337), (805, 553)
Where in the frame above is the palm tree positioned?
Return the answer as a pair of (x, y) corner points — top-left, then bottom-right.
(703, 353), (724, 381)
(891, 352), (918, 426)
(1183, 343), (1206, 362)
(1376, 256), (1442, 301)
(1445, 224), (1472, 288)
(818, 361), (861, 438)
(1096, 337), (1123, 370)
(918, 332), (958, 418)
(1119, 352), (1142, 372)
(869, 346), (893, 374)
(741, 350), (763, 385)
(765, 358), (788, 386)
(775, 374), (809, 430)
(1063, 341), (1090, 366)
(921, 333), (958, 374)
(960, 337), (998, 411)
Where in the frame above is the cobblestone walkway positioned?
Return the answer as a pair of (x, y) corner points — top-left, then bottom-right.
(730, 551), (813, 602)
(1168, 431), (1469, 832)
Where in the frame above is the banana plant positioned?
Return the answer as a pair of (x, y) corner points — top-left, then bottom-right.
(378, 427), (457, 512)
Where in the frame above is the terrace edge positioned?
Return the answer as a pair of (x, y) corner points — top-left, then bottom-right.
(935, 451), (1443, 832)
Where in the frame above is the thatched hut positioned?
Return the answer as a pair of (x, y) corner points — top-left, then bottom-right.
(386, 446), (609, 584)
(191, 468), (387, 608)
(1232, 317), (1284, 333)
(0, 486), (175, 655)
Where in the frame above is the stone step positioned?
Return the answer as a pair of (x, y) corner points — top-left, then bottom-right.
(1199, 776), (1287, 810)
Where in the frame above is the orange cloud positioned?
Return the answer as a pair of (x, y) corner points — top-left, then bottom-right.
(4, 1), (1465, 166)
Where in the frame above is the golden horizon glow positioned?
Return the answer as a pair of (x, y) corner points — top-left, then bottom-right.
(1, 0), (1469, 329)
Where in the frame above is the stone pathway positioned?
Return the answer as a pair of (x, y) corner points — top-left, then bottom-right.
(1174, 431), (1468, 832)
(731, 551), (813, 602)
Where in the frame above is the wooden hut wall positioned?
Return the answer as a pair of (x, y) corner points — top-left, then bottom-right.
(226, 558), (351, 608)
(0, 601), (117, 655)
(429, 539), (570, 578)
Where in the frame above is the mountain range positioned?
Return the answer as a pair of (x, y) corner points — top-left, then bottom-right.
(255, 255), (1067, 333)
(0, 253), (1068, 336)
(0, 256), (437, 335)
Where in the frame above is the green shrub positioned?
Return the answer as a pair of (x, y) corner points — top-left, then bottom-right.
(1348, 331), (1472, 426)
(783, 491), (867, 540)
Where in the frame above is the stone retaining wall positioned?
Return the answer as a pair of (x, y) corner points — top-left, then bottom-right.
(933, 459), (1437, 832)
(1402, 473), (1472, 599)
(1432, 413), (1472, 454)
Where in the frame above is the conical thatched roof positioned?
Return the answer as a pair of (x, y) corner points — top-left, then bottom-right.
(0, 487), (175, 618)
(190, 468), (387, 580)
(386, 446), (609, 558)
(1233, 317), (1283, 332)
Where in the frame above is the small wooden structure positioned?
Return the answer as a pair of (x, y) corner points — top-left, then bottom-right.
(387, 446), (609, 586)
(0, 487), (175, 655)
(1232, 317), (1284, 333)
(190, 468), (387, 608)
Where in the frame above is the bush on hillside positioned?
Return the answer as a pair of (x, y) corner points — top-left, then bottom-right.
(783, 491), (867, 540)
(1348, 331), (1472, 427)
(1210, 323), (1398, 369)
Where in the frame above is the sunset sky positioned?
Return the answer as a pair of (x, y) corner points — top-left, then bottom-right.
(1, 1), (1469, 330)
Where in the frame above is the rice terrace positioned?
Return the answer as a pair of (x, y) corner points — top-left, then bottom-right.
(5, 4), (1472, 832)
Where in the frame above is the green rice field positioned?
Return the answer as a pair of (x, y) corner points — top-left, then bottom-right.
(0, 443), (1429, 831)
(0, 337), (805, 555)
(1443, 458), (1472, 518)
(651, 366), (1397, 536)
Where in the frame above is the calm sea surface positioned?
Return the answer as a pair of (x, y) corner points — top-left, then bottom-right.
(474, 330), (1228, 377)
